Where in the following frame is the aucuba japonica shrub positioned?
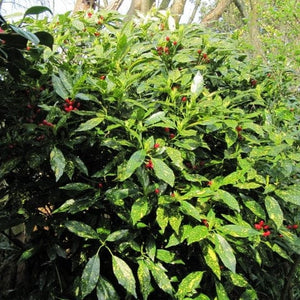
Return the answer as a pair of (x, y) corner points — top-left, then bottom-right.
(0, 7), (300, 300)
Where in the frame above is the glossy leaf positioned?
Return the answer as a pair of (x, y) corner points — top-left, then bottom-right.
(275, 187), (300, 206)
(152, 158), (175, 187)
(106, 229), (129, 242)
(81, 254), (100, 298)
(50, 146), (66, 181)
(166, 147), (185, 170)
(180, 201), (202, 222)
(131, 197), (149, 225)
(156, 206), (168, 233)
(265, 196), (283, 229)
(221, 225), (261, 238)
(65, 220), (99, 239)
(244, 200), (266, 219)
(96, 277), (119, 300)
(176, 271), (204, 300)
(76, 117), (104, 132)
(137, 260), (153, 300)
(119, 150), (146, 181)
(112, 255), (137, 298)
(215, 281), (230, 300)
(187, 225), (209, 245)
(204, 244), (221, 280)
(215, 234), (236, 273)
(214, 190), (240, 212)
(60, 182), (92, 191)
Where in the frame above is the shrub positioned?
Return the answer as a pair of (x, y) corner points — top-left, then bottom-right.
(0, 8), (299, 300)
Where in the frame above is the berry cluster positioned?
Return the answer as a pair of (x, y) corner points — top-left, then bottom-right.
(63, 98), (80, 112)
(156, 36), (178, 56)
(197, 49), (210, 63)
(254, 220), (271, 236)
(145, 160), (154, 169)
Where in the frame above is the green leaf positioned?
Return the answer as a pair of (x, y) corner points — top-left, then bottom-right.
(152, 158), (175, 187)
(65, 220), (99, 239)
(215, 281), (230, 300)
(145, 260), (173, 296)
(244, 200), (266, 219)
(144, 111), (166, 126)
(0, 157), (21, 179)
(52, 74), (69, 99)
(112, 255), (137, 298)
(214, 190), (240, 212)
(168, 210), (183, 235)
(81, 254), (100, 298)
(215, 234), (236, 273)
(10, 25), (40, 45)
(204, 244), (221, 280)
(50, 146), (66, 181)
(221, 225), (261, 238)
(275, 187), (300, 206)
(34, 31), (53, 49)
(76, 117), (104, 132)
(156, 206), (168, 233)
(131, 197), (149, 225)
(137, 260), (153, 300)
(229, 273), (248, 287)
(96, 277), (119, 300)
(187, 225), (209, 245)
(52, 199), (75, 214)
(23, 6), (52, 17)
(265, 196), (283, 229)
(118, 150), (146, 181)
(74, 156), (89, 175)
(180, 201), (202, 223)
(60, 183), (92, 191)
(176, 271), (204, 300)
(106, 229), (129, 242)
(156, 249), (175, 263)
(166, 147), (185, 170)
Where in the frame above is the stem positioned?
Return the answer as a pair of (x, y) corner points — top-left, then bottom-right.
(281, 255), (300, 300)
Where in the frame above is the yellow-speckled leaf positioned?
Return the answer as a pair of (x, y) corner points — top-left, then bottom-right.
(152, 158), (175, 187)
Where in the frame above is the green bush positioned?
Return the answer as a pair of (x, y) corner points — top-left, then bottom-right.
(0, 8), (299, 300)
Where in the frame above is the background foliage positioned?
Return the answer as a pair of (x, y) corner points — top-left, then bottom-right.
(0, 6), (300, 300)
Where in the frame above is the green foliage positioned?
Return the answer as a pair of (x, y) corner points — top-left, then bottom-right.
(0, 8), (299, 300)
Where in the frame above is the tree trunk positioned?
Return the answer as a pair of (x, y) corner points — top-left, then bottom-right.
(108, 0), (124, 10)
(233, 0), (247, 19)
(159, 0), (171, 10)
(201, 0), (233, 26)
(73, 0), (96, 12)
(248, 0), (266, 61)
(127, 0), (142, 16)
(188, 0), (201, 23)
(141, 0), (155, 14)
(170, 0), (186, 23)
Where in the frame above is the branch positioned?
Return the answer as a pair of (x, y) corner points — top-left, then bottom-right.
(201, 0), (233, 26)
(158, 0), (171, 10)
(188, 0), (201, 24)
(233, 0), (247, 19)
(108, 0), (123, 10)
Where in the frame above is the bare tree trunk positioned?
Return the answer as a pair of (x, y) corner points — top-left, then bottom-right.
(201, 0), (233, 26)
(233, 0), (247, 19)
(188, 0), (201, 23)
(170, 0), (186, 23)
(73, 0), (96, 12)
(141, 0), (155, 14)
(108, 0), (124, 10)
(248, 0), (266, 61)
(159, 0), (171, 10)
(127, 0), (141, 16)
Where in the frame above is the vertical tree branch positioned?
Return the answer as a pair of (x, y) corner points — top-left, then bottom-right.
(170, 0), (186, 23)
(158, 0), (171, 10)
(188, 0), (201, 23)
(233, 0), (247, 19)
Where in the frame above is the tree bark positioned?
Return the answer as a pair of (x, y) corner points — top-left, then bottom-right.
(201, 0), (233, 26)
(159, 0), (171, 10)
(188, 0), (201, 23)
(233, 0), (247, 19)
(73, 0), (96, 12)
(127, 0), (142, 16)
(108, 0), (124, 10)
(141, 0), (155, 14)
(248, 0), (266, 61)
(170, 0), (186, 23)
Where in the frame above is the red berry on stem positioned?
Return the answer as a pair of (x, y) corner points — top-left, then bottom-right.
(169, 133), (175, 139)
(262, 230), (271, 237)
(166, 36), (170, 41)
(173, 41), (177, 46)
(155, 188), (160, 194)
(181, 96), (187, 102)
(154, 143), (160, 149)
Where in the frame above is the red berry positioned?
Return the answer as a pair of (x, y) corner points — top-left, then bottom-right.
(259, 220), (265, 226)
(207, 180), (213, 186)
(26, 46), (31, 51)
(292, 224), (298, 229)
(287, 225), (293, 229)
(181, 96), (187, 102)
(197, 49), (202, 54)
(155, 188), (160, 194)
(250, 79), (257, 87)
(166, 36), (170, 41)
(164, 127), (170, 133)
(262, 230), (271, 237)
(94, 32), (100, 37)
(88, 12), (93, 18)
(100, 75), (106, 80)
(145, 160), (154, 169)
(202, 53), (208, 59)
(173, 41), (177, 46)
(169, 133), (175, 139)
(263, 225), (270, 230)
(254, 224), (262, 230)
(236, 125), (242, 132)
(154, 143), (160, 149)
(98, 183), (103, 188)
